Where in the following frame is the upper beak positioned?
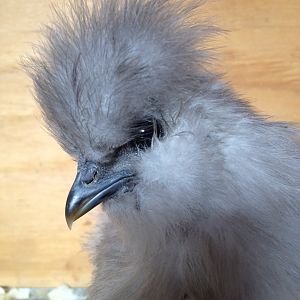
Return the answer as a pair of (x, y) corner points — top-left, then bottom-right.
(65, 162), (135, 229)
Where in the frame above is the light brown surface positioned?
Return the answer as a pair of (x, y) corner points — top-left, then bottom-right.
(0, 0), (299, 287)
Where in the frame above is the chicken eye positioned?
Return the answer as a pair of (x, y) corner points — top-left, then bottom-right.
(112, 118), (164, 158)
(129, 118), (164, 149)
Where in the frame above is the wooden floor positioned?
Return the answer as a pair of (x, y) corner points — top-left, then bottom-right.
(0, 0), (299, 287)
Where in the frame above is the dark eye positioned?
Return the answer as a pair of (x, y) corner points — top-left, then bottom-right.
(112, 118), (164, 158)
(129, 118), (164, 149)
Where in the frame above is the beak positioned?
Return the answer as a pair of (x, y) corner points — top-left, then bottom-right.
(65, 162), (135, 229)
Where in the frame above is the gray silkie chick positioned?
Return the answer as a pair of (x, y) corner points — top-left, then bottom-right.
(26, 0), (300, 299)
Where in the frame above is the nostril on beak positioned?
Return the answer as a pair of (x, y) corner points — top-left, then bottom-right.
(84, 169), (99, 185)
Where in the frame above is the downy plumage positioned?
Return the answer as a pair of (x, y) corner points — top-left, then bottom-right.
(26, 1), (300, 299)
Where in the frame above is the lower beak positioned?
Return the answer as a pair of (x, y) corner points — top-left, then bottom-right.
(65, 163), (135, 229)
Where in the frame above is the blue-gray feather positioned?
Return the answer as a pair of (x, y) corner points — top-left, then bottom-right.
(26, 1), (300, 299)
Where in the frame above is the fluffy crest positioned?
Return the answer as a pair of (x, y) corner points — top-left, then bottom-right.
(25, 0), (217, 159)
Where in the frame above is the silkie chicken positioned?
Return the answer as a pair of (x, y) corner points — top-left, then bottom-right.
(26, 0), (300, 299)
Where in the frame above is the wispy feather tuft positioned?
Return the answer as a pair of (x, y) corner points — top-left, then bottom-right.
(24, 0), (217, 158)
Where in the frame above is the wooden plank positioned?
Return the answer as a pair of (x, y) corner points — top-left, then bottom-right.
(0, 0), (299, 287)
(207, 0), (300, 122)
(0, 0), (94, 287)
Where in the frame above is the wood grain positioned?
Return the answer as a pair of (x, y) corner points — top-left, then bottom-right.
(0, 0), (299, 287)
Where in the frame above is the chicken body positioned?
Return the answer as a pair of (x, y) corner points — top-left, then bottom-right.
(26, 1), (300, 299)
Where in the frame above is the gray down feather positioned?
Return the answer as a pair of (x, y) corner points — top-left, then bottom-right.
(25, 0), (300, 299)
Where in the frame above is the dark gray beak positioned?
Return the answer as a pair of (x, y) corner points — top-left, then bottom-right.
(65, 162), (135, 229)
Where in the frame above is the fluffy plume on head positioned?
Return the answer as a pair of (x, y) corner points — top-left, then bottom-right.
(25, 0), (217, 161)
